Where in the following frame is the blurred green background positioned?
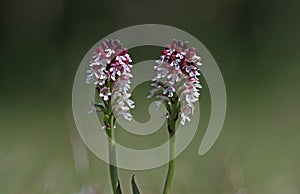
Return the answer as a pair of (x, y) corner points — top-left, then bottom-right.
(1, 0), (300, 193)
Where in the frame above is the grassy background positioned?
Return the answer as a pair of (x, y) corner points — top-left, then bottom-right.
(1, 0), (300, 193)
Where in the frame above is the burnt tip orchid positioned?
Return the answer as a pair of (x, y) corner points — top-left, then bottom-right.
(86, 39), (135, 123)
(149, 39), (202, 128)
(85, 39), (136, 194)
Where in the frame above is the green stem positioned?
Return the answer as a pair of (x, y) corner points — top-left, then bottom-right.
(163, 122), (176, 194)
(108, 116), (119, 194)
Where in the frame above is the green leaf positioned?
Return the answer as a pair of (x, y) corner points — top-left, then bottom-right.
(117, 180), (122, 194)
(131, 175), (141, 194)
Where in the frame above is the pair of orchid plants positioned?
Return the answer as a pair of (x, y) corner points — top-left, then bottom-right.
(85, 39), (202, 194)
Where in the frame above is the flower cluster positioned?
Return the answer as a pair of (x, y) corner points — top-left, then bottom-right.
(149, 39), (202, 125)
(86, 39), (135, 121)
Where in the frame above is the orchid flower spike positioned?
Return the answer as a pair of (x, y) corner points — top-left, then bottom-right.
(148, 39), (202, 127)
(86, 39), (135, 122)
